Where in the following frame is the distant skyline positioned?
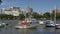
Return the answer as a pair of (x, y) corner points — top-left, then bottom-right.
(0, 0), (60, 14)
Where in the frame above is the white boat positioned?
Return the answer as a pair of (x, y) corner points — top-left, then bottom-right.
(55, 24), (60, 29)
(39, 20), (44, 24)
(45, 20), (55, 27)
(25, 18), (39, 24)
(15, 19), (39, 29)
(15, 24), (38, 29)
(0, 22), (6, 27)
(53, 5), (60, 29)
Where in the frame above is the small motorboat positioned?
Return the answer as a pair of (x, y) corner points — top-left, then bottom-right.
(55, 24), (60, 29)
(39, 20), (44, 25)
(45, 20), (55, 27)
(15, 20), (38, 29)
(0, 22), (6, 28)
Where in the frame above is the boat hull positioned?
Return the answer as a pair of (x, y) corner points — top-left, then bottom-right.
(45, 24), (55, 27)
(46, 25), (55, 27)
(45, 20), (55, 27)
(15, 24), (39, 29)
(15, 25), (37, 29)
(55, 24), (60, 29)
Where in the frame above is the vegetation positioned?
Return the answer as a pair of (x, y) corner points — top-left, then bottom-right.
(0, 14), (25, 20)
(43, 12), (51, 19)
(0, 11), (60, 20)
(33, 12), (43, 19)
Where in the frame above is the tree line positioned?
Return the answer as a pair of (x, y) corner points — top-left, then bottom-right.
(0, 12), (60, 20)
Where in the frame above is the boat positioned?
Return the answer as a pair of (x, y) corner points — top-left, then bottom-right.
(55, 24), (60, 29)
(0, 22), (6, 28)
(45, 7), (56, 27)
(53, 5), (60, 29)
(25, 18), (39, 24)
(15, 20), (39, 29)
(39, 20), (44, 25)
(45, 20), (55, 27)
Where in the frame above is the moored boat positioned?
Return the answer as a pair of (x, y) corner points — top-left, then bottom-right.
(0, 22), (6, 28)
(39, 20), (44, 25)
(45, 20), (55, 27)
(15, 20), (39, 29)
(55, 24), (60, 29)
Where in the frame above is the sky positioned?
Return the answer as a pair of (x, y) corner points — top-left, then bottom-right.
(0, 0), (60, 14)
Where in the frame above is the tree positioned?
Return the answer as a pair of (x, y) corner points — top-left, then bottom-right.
(56, 13), (60, 19)
(43, 12), (51, 19)
(33, 12), (42, 19)
(19, 14), (25, 20)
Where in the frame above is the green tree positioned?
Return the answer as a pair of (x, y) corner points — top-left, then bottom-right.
(43, 12), (51, 19)
(33, 12), (42, 19)
(19, 14), (25, 20)
(56, 13), (60, 19)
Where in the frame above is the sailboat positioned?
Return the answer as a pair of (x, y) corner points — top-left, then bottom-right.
(15, 17), (39, 29)
(55, 6), (60, 29)
(15, 0), (39, 29)
(45, 8), (55, 27)
(15, 7), (39, 29)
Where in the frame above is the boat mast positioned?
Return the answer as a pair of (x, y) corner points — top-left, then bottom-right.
(54, 5), (56, 24)
(28, 0), (30, 19)
(28, 0), (32, 19)
(50, 8), (52, 20)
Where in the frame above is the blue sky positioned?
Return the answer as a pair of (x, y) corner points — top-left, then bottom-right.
(0, 0), (60, 14)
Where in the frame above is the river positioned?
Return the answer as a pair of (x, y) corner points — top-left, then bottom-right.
(0, 20), (60, 34)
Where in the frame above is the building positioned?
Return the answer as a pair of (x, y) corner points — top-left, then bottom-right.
(1, 8), (6, 14)
(4, 10), (12, 15)
(12, 10), (20, 16)
(21, 9), (26, 17)
(28, 7), (33, 18)
(1, 7), (22, 16)
(52, 9), (60, 14)
(13, 7), (21, 14)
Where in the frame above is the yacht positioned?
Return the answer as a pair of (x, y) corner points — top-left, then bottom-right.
(45, 20), (55, 27)
(15, 19), (39, 29)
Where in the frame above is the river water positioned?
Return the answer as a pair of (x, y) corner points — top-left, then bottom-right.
(0, 20), (60, 34)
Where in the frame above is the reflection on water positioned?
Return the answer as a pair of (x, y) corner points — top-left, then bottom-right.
(0, 20), (60, 34)
(55, 29), (60, 34)
(16, 29), (37, 34)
